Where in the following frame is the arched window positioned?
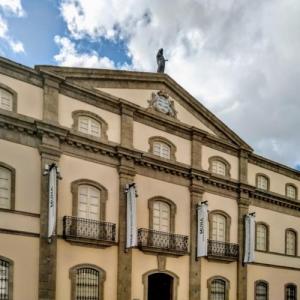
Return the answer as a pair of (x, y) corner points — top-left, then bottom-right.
(152, 201), (170, 232)
(0, 87), (13, 111)
(72, 110), (108, 141)
(255, 281), (268, 300)
(148, 137), (176, 161)
(285, 284), (297, 300)
(78, 185), (101, 220)
(71, 179), (107, 222)
(70, 264), (106, 300)
(207, 276), (230, 300)
(0, 163), (15, 210)
(286, 230), (297, 256)
(209, 211), (231, 243)
(78, 116), (101, 137)
(256, 223), (268, 251)
(256, 174), (269, 191)
(286, 184), (297, 200)
(208, 156), (231, 177)
(0, 257), (13, 300)
(153, 141), (171, 159)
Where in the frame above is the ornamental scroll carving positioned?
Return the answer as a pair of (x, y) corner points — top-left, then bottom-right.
(147, 91), (177, 118)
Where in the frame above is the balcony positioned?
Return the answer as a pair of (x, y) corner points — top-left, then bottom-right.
(137, 228), (189, 256)
(63, 216), (116, 247)
(207, 240), (239, 262)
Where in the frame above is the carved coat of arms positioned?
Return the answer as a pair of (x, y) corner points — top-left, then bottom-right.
(147, 91), (177, 118)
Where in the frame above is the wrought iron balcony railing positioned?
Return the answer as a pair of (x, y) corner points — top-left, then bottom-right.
(207, 240), (239, 261)
(63, 216), (116, 247)
(137, 228), (189, 256)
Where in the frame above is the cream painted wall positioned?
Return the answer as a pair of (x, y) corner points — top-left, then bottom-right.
(204, 193), (238, 243)
(57, 154), (119, 235)
(0, 234), (39, 300)
(99, 88), (216, 134)
(0, 74), (43, 119)
(248, 264), (300, 299)
(0, 211), (39, 233)
(250, 205), (300, 258)
(0, 139), (40, 213)
(135, 175), (190, 235)
(133, 121), (191, 166)
(202, 146), (239, 180)
(131, 250), (190, 300)
(56, 240), (118, 300)
(201, 260), (237, 300)
(248, 163), (300, 199)
(58, 94), (121, 144)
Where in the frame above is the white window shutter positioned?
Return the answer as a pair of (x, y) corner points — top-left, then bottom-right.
(0, 167), (11, 209)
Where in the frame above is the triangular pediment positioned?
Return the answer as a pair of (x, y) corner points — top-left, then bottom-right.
(36, 65), (252, 150)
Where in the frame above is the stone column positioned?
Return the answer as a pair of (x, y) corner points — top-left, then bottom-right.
(117, 104), (135, 300)
(38, 138), (61, 300)
(189, 180), (204, 300)
(237, 149), (250, 300)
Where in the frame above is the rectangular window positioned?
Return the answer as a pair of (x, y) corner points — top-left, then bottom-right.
(0, 89), (13, 111)
(257, 176), (268, 190)
(0, 167), (11, 209)
(256, 224), (267, 251)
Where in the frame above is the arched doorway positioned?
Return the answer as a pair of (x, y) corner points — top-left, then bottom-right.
(148, 273), (173, 300)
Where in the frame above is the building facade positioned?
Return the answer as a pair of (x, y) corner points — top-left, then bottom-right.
(0, 56), (300, 300)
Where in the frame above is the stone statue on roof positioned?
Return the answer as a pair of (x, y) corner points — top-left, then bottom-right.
(156, 48), (168, 73)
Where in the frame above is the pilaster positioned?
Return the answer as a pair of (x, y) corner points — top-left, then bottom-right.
(237, 149), (250, 300)
(117, 157), (136, 300)
(42, 75), (61, 123)
(38, 137), (61, 300)
(121, 104), (134, 148)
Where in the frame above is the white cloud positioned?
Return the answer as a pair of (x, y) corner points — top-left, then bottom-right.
(0, 0), (24, 17)
(54, 35), (115, 68)
(58, 0), (300, 168)
(0, 0), (25, 53)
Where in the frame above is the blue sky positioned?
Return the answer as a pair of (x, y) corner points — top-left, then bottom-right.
(0, 0), (300, 170)
(0, 0), (131, 67)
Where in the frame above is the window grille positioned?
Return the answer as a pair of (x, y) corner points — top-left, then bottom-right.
(78, 116), (101, 138)
(286, 230), (296, 256)
(0, 167), (11, 209)
(211, 279), (226, 300)
(286, 285), (296, 300)
(257, 175), (268, 190)
(256, 224), (267, 251)
(212, 160), (226, 176)
(153, 142), (171, 159)
(255, 282), (268, 300)
(0, 89), (13, 111)
(75, 268), (99, 300)
(0, 259), (9, 300)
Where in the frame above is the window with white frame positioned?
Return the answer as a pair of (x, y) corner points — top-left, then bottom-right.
(153, 201), (170, 232)
(286, 230), (296, 256)
(0, 88), (13, 111)
(78, 185), (101, 221)
(256, 224), (268, 251)
(211, 214), (226, 242)
(255, 281), (268, 300)
(257, 175), (268, 190)
(153, 142), (171, 159)
(286, 185), (297, 200)
(78, 116), (101, 138)
(211, 160), (226, 176)
(0, 166), (11, 209)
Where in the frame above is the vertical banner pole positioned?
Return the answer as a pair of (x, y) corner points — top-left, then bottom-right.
(197, 201), (208, 258)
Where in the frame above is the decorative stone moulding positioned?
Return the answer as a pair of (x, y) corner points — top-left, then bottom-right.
(147, 90), (177, 118)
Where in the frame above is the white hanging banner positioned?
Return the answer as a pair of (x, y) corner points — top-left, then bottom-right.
(44, 163), (61, 243)
(197, 202), (208, 257)
(244, 213), (256, 263)
(125, 183), (138, 248)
